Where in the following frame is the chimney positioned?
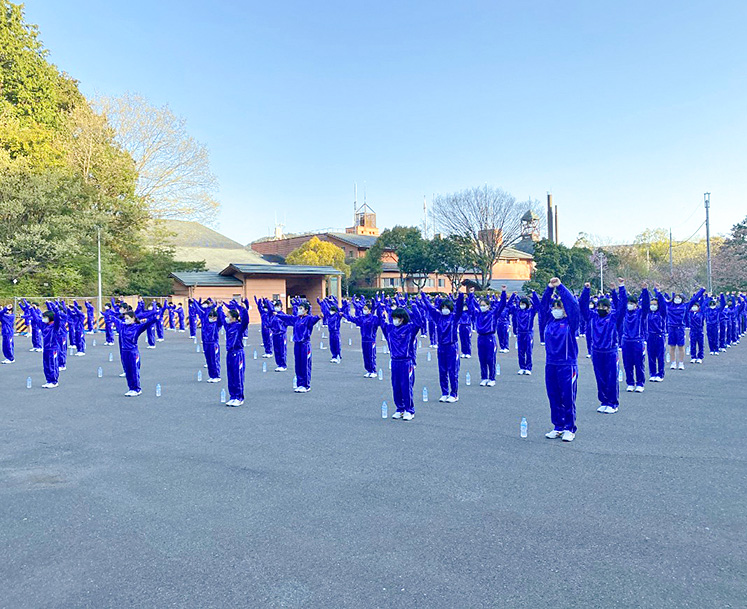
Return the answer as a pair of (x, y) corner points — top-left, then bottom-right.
(554, 206), (559, 244)
(547, 193), (554, 242)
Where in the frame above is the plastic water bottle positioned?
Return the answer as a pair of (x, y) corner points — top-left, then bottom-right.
(418, 340), (422, 348)
(26, 376), (32, 389)
(97, 366), (103, 378)
(666, 351), (671, 363)
(193, 337), (198, 344)
(348, 338), (352, 346)
(293, 375), (298, 389)
(262, 361), (267, 373)
(378, 369), (383, 381)
(422, 387), (428, 402)
(388, 359), (392, 370)
(197, 370), (202, 382)
(618, 367), (623, 382)
(520, 417), (528, 438)
(515, 340), (519, 350)
(108, 352), (113, 362)
(381, 401), (388, 419)
(427, 352), (432, 362)
(195, 344), (200, 353)
(466, 372), (471, 386)
(156, 383), (162, 397)
(253, 350), (257, 360)
(220, 388), (226, 403)
(92, 339), (96, 347)
(497, 363), (501, 376)
(320, 341), (325, 350)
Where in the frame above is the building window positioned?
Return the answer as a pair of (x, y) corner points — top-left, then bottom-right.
(437, 279), (445, 288)
(426, 279), (435, 288)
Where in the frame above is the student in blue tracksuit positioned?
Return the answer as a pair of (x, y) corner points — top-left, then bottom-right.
(254, 296), (274, 358)
(176, 303), (186, 332)
(509, 292), (541, 374)
(101, 303), (116, 345)
(40, 304), (62, 387)
(342, 299), (381, 378)
(380, 305), (423, 420)
(541, 277), (580, 442)
(85, 300), (96, 333)
(467, 288), (508, 386)
(647, 289), (668, 381)
(20, 300), (43, 351)
(317, 297), (343, 363)
(580, 283), (624, 413)
(276, 301), (320, 392)
(663, 287), (705, 369)
(54, 300), (69, 371)
(458, 302), (473, 358)
(687, 297), (705, 363)
(496, 293), (514, 353)
(0, 304), (16, 364)
(110, 304), (165, 396)
(187, 299), (198, 338)
(421, 291), (465, 402)
(154, 302), (165, 342)
(194, 300), (222, 381)
(265, 299), (289, 371)
(69, 302), (87, 356)
(222, 300), (250, 406)
(165, 302), (176, 331)
(618, 280), (650, 392)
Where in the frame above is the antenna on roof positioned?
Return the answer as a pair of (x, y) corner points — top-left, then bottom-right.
(423, 195), (428, 239)
(354, 182), (357, 221)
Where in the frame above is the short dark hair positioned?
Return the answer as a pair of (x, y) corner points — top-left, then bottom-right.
(392, 307), (410, 324)
(441, 300), (454, 312)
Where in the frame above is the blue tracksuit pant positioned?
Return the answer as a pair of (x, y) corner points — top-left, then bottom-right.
(719, 322), (727, 349)
(121, 349), (141, 392)
(592, 350), (618, 407)
(459, 325), (472, 356)
(391, 358), (415, 413)
(517, 332), (533, 371)
(545, 364), (578, 433)
(362, 340), (377, 374)
(329, 331), (341, 359)
(43, 347), (59, 383)
(690, 332), (704, 360)
(146, 325), (156, 347)
(647, 334), (665, 378)
(707, 324), (719, 353)
(189, 315), (196, 338)
(272, 333), (287, 368)
(437, 343), (459, 397)
(622, 339), (645, 387)
(203, 341), (221, 379)
(226, 349), (245, 401)
(294, 341), (312, 389)
(57, 334), (67, 368)
(477, 334), (497, 381)
(497, 324), (509, 351)
(2, 334), (14, 361)
(261, 325), (273, 355)
(428, 321), (437, 346)
(32, 326), (42, 349)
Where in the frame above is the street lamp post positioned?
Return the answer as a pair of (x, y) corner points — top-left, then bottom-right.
(704, 193), (712, 293)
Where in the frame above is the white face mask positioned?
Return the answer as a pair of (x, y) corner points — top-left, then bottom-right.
(479, 305), (489, 313)
(519, 304), (527, 310)
(274, 307), (282, 312)
(393, 318), (403, 327)
(627, 303), (636, 311)
(589, 303), (595, 309)
(551, 309), (565, 319)
(363, 309), (371, 315)
(691, 306), (699, 312)
(125, 317), (135, 325)
(441, 309), (451, 316)
(650, 304), (658, 312)
(674, 298), (683, 305)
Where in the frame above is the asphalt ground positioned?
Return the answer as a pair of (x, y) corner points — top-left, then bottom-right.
(0, 322), (745, 609)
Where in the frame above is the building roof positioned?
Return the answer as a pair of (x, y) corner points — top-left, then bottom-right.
(327, 232), (381, 249)
(171, 271), (243, 287)
(501, 246), (534, 259)
(512, 238), (536, 255)
(521, 209), (539, 222)
(154, 219), (247, 249)
(221, 264), (343, 277)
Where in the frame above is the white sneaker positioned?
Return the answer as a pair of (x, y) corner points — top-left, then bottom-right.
(678, 363), (685, 370)
(156, 338), (164, 343)
(634, 386), (644, 393)
(226, 399), (237, 406)
(125, 390), (137, 397)
(696, 359), (702, 364)
(465, 354), (471, 359)
(561, 431), (575, 442)
(626, 385), (634, 392)
(604, 406), (618, 414)
(586, 353), (592, 358)
(146, 346), (156, 349)
(487, 380), (496, 387)
(439, 395), (449, 402)
(524, 370), (532, 375)
(294, 386), (304, 393)
(275, 366), (287, 372)
(1, 359), (13, 364)
(402, 412), (414, 421)
(41, 382), (52, 388)
(76, 352), (86, 357)
(59, 366), (67, 371)
(479, 380), (488, 387)
(649, 376), (658, 382)
(446, 396), (458, 403)
(29, 348), (37, 352)
(392, 411), (404, 420)
(670, 363), (677, 370)
(297, 386), (310, 393)
(690, 358), (696, 363)
(206, 378), (219, 383)
(545, 430), (563, 439)
(262, 353), (272, 358)
(597, 404), (607, 413)
(517, 369), (525, 375)
(234, 400), (244, 406)
(119, 372), (126, 377)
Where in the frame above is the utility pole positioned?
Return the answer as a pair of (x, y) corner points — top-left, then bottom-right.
(599, 251), (605, 292)
(705, 192), (712, 293)
(669, 228), (673, 278)
(97, 227), (103, 328)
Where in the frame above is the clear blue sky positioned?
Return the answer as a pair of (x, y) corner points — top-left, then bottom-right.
(25, 0), (747, 246)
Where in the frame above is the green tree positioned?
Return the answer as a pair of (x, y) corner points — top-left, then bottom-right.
(713, 216), (747, 291)
(524, 239), (594, 293)
(431, 234), (474, 292)
(397, 235), (436, 292)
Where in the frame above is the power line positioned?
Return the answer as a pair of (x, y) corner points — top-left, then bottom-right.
(671, 220), (706, 248)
